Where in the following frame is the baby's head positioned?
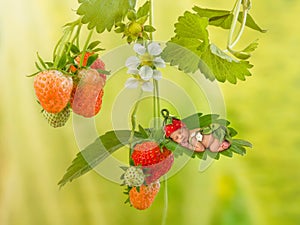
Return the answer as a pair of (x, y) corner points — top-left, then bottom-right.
(164, 119), (189, 145)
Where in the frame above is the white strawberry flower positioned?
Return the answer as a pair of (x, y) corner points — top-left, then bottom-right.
(125, 42), (165, 92)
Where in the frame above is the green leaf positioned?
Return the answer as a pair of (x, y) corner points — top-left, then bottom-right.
(193, 6), (266, 33)
(93, 47), (105, 52)
(136, 1), (150, 18)
(87, 41), (101, 51)
(228, 49), (251, 60)
(229, 144), (246, 155)
(238, 13), (267, 33)
(162, 38), (202, 73)
(193, 6), (233, 29)
(174, 11), (209, 41)
(58, 130), (140, 188)
(227, 127), (238, 137)
(68, 43), (80, 54)
(182, 113), (219, 129)
(241, 39), (259, 53)
(138, 124), (149, 139)
(161, 11), (209, 73)
(163, 11), (253, 83)
(115, 27), (125, 33)
(199, 44), (253, 84)
(162, 139), (192, 158)
(231, 139), (252, 148)
(220, 149), (233, 157)
(86, 54), (98, 67)
(77, 0), (137, 33)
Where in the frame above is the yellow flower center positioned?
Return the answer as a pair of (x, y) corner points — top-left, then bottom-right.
(140, 53), (154, 67)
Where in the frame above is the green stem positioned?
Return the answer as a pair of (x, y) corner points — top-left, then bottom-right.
(149, 0), (161, 130)
(227, 0), (242, 47)
(230, 0), (250, 49)
(79, 29), (94, 67)
(161, 175), (168, 225)
(129, 89), (143, 149)
(149, 0), (154, 41)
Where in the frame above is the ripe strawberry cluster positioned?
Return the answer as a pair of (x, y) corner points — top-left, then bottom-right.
(122, 141), (174, 210)
(33, 52), (106, 127)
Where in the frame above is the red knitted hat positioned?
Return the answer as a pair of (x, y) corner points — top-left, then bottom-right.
(164, 118), (186, 137)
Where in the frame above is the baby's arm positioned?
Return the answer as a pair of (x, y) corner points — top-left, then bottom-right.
(189, 129), (205, 152)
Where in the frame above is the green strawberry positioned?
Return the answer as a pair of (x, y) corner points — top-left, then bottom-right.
(122, 166), (145, 187)
(42, 106), (71, 128)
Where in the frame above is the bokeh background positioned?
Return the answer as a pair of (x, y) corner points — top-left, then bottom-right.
(1, 0), (300, 225)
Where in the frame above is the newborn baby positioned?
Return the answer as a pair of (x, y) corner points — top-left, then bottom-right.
(164, 118), (230, 152)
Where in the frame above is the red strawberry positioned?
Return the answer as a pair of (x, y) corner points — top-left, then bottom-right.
(129, 181), (160, 210)
(34, 70), (73, 113)
(70, 68), (105, 117)
(131, 141), (174, 184)
(70, 52), (107, 82)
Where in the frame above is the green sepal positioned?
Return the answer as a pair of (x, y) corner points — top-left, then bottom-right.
(86, 53), (98, 67)
(136, 15), (148, 25)
(36, 52), (47, 70)
(57, 53), (67, 69)
(127, 10), (137, 21)
(34, 62), (43, 72)
(137, 1), (150, 18)
(87, 41), (101, 51)
(143, 25), (156, 32)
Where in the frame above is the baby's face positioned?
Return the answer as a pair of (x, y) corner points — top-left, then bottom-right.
(170, 127), (190, 145)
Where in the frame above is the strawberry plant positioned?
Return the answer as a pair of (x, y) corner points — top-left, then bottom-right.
(30, 0), (264, 217)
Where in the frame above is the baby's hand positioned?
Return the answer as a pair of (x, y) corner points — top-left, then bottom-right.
(190, 136), (205, 152)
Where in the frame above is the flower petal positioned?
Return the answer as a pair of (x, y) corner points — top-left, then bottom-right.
(148, 42), (162, 56)
(139, 65), (153, 81)
(125, 56), (140, 69)
(142, 81), (154, 92)
(133, 43), (146, 55)
(125, 77), (139, 89)
(127, 68), (139, 74)
(153, 70), (162, 80)
(153, 57), (166, 68)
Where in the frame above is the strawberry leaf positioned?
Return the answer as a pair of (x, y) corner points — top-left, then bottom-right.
(161, 12), (209, 73)
(58, 130), (141, 188)
(193, 6), (266, 33)
(182, 113), (220, 129)
(77, 0), (137, 33)
(199, 44), (253, 84)
(162, 11), (253, 83)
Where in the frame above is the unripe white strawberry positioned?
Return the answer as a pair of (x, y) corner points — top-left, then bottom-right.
(122, 166), (145, 187)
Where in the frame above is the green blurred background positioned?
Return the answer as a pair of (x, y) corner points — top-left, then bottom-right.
(1, 0), (300, 225)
